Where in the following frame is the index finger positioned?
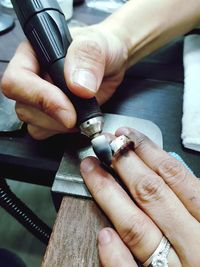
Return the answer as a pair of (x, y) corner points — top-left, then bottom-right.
(1, 41), (76, 129)
(116, 127), (200, 221)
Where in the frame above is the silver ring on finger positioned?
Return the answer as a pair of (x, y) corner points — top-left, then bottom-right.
(143, 236), (171, 267)
(110, 135), (134, 159)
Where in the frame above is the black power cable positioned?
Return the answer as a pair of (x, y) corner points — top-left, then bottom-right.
(0, 178), (52, 245)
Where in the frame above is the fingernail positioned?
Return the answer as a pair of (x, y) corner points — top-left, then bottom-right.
(81, 158), (96, 173)
(98, 229), (112, 245)
(118, 127), (130, 135)
(55, 109), (74, 128)
(72, 70), (97, 93)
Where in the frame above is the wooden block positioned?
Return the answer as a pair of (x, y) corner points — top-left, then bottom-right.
(42, 196), (110, 267)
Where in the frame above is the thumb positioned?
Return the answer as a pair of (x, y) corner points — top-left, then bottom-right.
(64, 31), (107, 99)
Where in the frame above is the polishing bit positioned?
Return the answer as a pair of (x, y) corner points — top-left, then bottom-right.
(91, 135), (113, 165)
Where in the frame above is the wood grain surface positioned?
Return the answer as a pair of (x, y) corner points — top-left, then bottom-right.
(42, 196), (110, 267)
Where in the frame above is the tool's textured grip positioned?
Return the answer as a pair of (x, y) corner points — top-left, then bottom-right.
(11, 0), (62, 29)
(49, 59), (102, 125)
(12, 0), (102, 126)
(24, 10), (71, 69)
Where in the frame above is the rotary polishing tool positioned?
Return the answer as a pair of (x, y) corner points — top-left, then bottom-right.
(11, 0), (112, 162)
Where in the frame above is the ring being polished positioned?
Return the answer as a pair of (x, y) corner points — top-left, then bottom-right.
(143, 236), (171, 267)
(110, 135), (134, 158)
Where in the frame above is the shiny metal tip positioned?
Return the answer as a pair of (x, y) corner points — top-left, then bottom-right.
(80, 116), (104, 139)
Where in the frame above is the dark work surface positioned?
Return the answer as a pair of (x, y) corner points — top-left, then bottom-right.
(0, 4), (199, 186)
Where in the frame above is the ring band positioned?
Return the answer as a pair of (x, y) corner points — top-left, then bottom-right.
(143, 236), (171, 267)
(110, 135), (133, 159)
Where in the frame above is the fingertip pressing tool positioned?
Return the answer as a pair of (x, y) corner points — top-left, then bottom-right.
(11, 0), (113, 163)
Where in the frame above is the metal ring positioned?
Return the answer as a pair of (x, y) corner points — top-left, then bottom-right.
(110, 135), (133, 159)
(143, 236), (171, 267)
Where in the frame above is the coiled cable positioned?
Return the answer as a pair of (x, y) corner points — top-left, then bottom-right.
(0, 178), (52, 245)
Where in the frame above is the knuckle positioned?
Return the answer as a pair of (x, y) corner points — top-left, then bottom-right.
(76, 39), (105, 66)
(1, 68), (16, 98)
(27, 125), (47, 140)
(35, 91), (58, 116)
(126, 128), (150, 151)
(93, 174), (114, 197)
(120, 215), (147, 249)
(15, 106), (28, 123)
(35, 91), (75, 129)
(27, 126), (41, 140)
(158, 158), (187, 186)
(134, 134), (149, 151)
(135, 174), (165, 204)
(30, 132), (44, 140)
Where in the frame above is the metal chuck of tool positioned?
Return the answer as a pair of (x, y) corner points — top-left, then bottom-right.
(79, 116), (113, 166)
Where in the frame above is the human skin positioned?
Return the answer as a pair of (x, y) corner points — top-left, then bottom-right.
(80, 127), (200, 267)
(1, 0), (200, 139)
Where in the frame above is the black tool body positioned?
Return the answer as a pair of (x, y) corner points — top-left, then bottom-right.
(11, 0), (102, 126)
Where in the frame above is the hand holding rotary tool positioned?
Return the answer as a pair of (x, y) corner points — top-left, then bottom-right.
(11, 0), (115, 162)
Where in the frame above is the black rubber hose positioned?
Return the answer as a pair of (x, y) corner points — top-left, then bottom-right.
(0, 178), (52, 245)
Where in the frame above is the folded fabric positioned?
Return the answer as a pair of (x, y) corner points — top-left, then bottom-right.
(182, 34), (200, 152)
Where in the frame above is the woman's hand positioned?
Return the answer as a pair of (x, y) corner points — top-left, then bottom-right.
(80, 127), (200, 267)
(1, 26), (128, 139)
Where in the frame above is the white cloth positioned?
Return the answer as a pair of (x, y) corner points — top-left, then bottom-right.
(182, 34), (200, 152)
